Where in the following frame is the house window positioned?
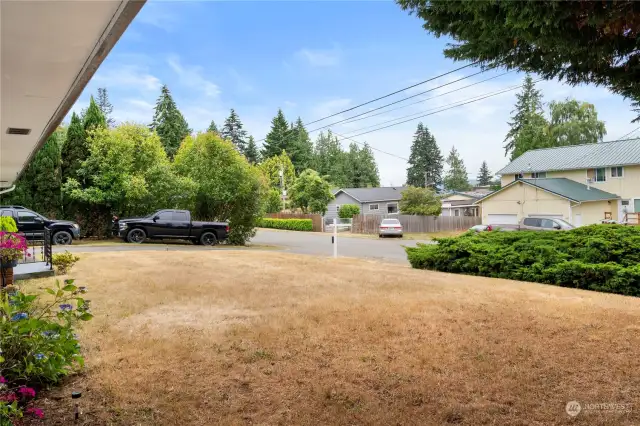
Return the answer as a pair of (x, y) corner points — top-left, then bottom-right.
(531, 172), (546, 178)
(515, 173), (523, 180)
(369, 204), (379, 211)
(611, 166), (624, 178)
(387, 203), (398, 214)
(622, 200), (630, 206)
(587, 168), (606, 182)
(454, 209), (460, 217)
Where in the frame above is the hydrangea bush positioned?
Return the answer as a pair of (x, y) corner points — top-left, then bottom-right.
(1, 279), (92, 423)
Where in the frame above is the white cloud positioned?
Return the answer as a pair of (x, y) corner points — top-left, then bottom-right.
(113, 99), (156, 125)
(136, 2), (180, 32)
(296, 46), (342, 67)
(93, 65), (162, 92)
(167, 55), (220, 98)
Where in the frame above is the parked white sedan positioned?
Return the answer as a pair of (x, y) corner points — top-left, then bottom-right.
(379, 218), (403, 238)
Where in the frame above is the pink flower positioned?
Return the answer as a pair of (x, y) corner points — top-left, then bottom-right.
(0, 376), (6, 383)
(0, 392), (17, 402)
(18, 386), (36, 398)
(26, 407), (45, 419)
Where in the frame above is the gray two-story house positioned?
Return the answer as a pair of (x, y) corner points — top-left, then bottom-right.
(326, 187), (408, 221)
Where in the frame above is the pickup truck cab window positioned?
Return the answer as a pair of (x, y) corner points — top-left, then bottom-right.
(156, 211), (173, 220)
(17, 211), (38, 223)
(173, 211), (188, 221)
(523, 218), (540, 227)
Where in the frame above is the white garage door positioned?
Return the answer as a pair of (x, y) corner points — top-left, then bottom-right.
(487, 214), (518, 225)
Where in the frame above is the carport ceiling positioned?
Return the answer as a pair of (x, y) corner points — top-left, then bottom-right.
(0, 0), (145, 189)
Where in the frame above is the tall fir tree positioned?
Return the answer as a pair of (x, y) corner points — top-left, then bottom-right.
(406, 122), (443, 190)
(2, 129), (65, 218)
(83, 95), (107, 131)
(313, 130), (348, 187)
(96, 87), (115, 127)
(261, 109), (292, 160)
(61, 112), (87, 183)
(477, 161), (492, 186)
(443, 146), (471, 192)
(149, 85), (191, 159)
(288, 117), (314, 174)
(345, 143), (380, 187)
(503, 75), (544, 158)
(220, 109), (248, 153)
(244, 136), (260, 164)
(207, 120), (220, 136)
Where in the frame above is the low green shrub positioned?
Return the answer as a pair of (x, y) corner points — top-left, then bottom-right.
(338, 204), (360, 219)
(0, 279), (93, 422)
(0, 217), (17, 233)
(259, 218), (313, 231)
(52, 251), (81, 275)
(406, 224), (640, 296)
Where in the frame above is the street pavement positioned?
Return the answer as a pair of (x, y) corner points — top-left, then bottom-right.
(55, 230), (433, 264)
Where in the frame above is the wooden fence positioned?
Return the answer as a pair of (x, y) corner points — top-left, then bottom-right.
(352, 214), (481, 234)
(265, 213), (323, 232)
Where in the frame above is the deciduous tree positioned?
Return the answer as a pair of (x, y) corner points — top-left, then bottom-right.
(173, 132), (265, 245)
(290, 169), (334, 215)
(258, 151), (296, 191)
(399, 186), (441, 215)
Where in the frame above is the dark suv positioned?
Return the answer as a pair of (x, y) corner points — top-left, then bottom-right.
(0, 206), (80, 245)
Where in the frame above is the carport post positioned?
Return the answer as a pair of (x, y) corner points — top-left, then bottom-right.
(333, 218), (338, 258)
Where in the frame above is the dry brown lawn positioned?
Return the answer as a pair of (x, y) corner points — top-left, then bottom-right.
(22, 251), (640, 425)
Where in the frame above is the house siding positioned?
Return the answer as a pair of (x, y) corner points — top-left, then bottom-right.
(572, 200), (616, 225)
(479, 181), (571, 224)
(325, 192), (362, 221)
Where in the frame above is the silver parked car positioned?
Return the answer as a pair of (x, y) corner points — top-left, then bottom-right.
(379, 218), (403, 238)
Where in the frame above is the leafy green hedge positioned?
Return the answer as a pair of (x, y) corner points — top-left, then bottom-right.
(338, 204), (360, 219)
(259, 218), (313, 231)
(0, 216), (18, 232)
(406, 224), (640, 296)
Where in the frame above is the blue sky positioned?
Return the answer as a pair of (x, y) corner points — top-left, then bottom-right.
(72, 0), (640, 186)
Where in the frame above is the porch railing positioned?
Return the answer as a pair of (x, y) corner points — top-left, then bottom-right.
(17, 228), (53, 269)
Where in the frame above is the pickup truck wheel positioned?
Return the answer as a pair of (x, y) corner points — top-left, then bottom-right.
(127, 228), (146, 244)
(200, 232), (218, 246)
(52, 231), (73, 245)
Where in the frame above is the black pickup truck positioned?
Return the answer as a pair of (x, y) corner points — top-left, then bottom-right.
(113, 209), (229, 245)
(0, 205), (80, 245)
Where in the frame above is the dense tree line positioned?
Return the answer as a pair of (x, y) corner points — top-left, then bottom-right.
(0, 85), (384, 240)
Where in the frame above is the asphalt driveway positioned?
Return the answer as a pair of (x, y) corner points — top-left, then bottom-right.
(55, 230), (432, 264)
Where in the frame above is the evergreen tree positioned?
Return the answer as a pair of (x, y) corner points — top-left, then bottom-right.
(261, 109), (291, 160)
(406, 122), (443, 190)
(149, 85), (191, 159)
(443, 146), (471, 192)
(207, 120), (220, 136)
(2, 129), (65, 218)
(244, 136), (260, 164)
(504, 75), (544, 158)
(83, 95), (107, 131)
(96, 87), (115, 127)
(220, 109), (248, 153)
(289, 117), (314, 174)
(345, 143), (380, 187)
(61, 112), (87, 182)
(313, 130), (348, 187)
(477, 161), (492, 186)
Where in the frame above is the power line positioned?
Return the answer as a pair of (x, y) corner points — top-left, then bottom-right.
(256, 61), (481, 143)
(336, 81), (527, 137)
(616, 126), (640, 140)
(305, 68), (495, 133)
(328, 71), (513, 128)
(329, 130), (409, 162)
(335, 80), (540, 143)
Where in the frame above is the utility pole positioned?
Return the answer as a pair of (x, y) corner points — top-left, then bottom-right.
(279, 167), (286, 212)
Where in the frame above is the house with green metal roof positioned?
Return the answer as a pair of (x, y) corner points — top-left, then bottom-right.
(476, 138), (640, 226)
